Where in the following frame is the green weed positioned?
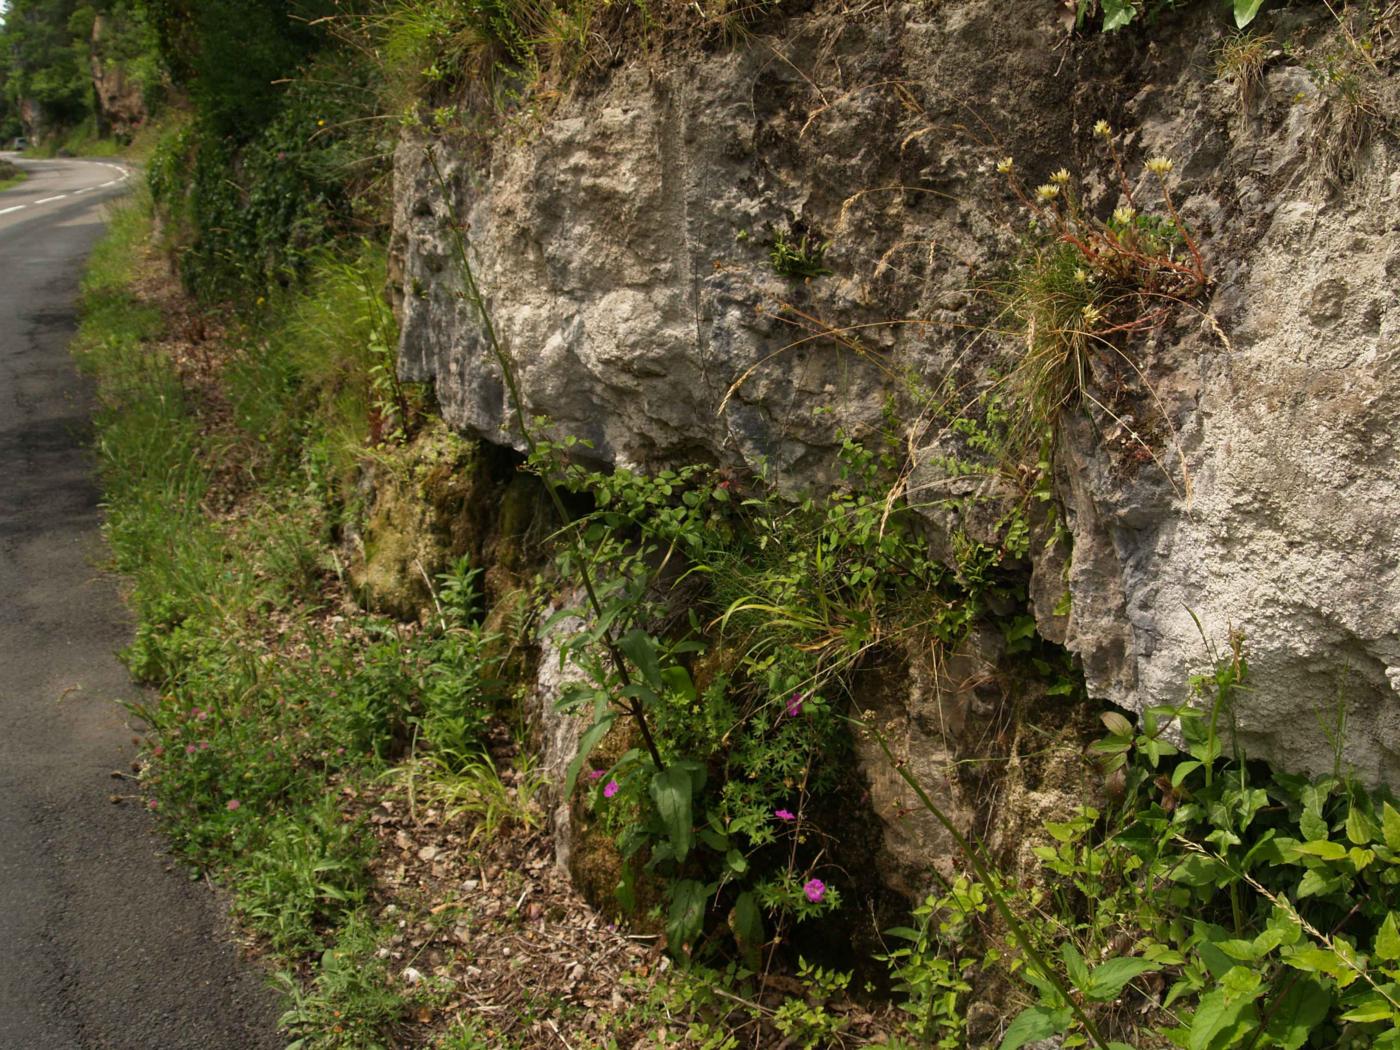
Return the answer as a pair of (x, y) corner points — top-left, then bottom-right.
(994, 131), (1207, 467)
(769, 228), (832, 280)
(276, 915), (409, 1050)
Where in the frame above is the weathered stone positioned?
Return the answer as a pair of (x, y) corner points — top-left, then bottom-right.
(391, 0), (1400, 843)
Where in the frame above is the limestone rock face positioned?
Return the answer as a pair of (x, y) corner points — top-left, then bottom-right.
(1060, 95), (1400, 782)
(89, 14), (147, 140)
(392, 0), (1400, 833)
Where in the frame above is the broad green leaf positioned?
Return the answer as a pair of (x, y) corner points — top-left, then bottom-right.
(697, 828), (729, 852)
(563, 711), (619, 796)
(618, 628), (664, 691)
(1196, 935), (1238, 980)
(1348, 805), (1378, 846)
(998, 1006), (1062, 1050)
(1101, 711), (1133, 736)
(1188, 986), (1254, 1050)
(1263, 976), (1330, 1050)
(665, 879), (709, 952)
(1101, 0), (1137, 30)
(1383, 802), (1400, 851)
(1339, 998), (1394, 1024)
(724, 848), (748, 875)
(884, 926), (921, 942)
(1284, 947), (1347, 978)
(729, 890), (764, 956)
(1221, 966), (1263, 998)
(1234, 0), (1266, 28)
(1172, 854), (1224, 887)
(1084, 956), (1160, 1001)
(1292, 839), (1347, 861)
(650, 766), (697, 862)
(1061, 942), (1090, 989)
(1377, 912), (1400, 961)
(1172, 760), (1203, 788)
(1217, 938), (1261, 963)
(1300, 809), (1329, 842)
(1349, 847), (1376, 871)
(1296, 868), (1339, 899)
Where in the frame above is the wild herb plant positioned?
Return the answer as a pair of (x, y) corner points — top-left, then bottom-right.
(769, 228), (833, 280)
(1077, 0), (1267, 32)
(994, 128), (1207, 468)
(875, 631), (1400, 1049)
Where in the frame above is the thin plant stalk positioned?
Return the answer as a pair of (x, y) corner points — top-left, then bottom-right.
(425, 147), (666, 772)
(867, 723), (1111, 1049)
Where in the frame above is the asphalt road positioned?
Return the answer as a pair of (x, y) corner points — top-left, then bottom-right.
(0, 155), (282, 1048)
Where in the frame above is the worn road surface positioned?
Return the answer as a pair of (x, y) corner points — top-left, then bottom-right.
(0, 156), (282, 1048)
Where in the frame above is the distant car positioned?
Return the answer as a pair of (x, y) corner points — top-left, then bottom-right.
(10, 138), (28, 151)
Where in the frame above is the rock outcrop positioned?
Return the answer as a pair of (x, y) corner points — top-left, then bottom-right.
(390, 0), (1400, 857)
(89, 13), (147, 140)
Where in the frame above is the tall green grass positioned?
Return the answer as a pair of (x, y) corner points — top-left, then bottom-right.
(73, 200), (498, 1046)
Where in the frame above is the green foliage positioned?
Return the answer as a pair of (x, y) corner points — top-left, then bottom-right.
(769, 228), (832, 280)
(147, 46), (392, 298)
(995, 132), (1207, 454)
(276, 914), (410, 1050)
(878, 876), (988, 1047)
(527, 430), (1040, 966)
(0, 0), (92, 130)
(139, 0), (327, 140)
(74, 198), (496, 1047)
(1077, 1), (1267, 32)
(879, 632), (1400, 1049)
(0, 0), (161, 144)
(770, 958), (852, 1048)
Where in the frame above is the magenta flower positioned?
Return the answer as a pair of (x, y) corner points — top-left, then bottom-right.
(603, 780), (620, 799)
(185, 744), (197, 755)
(226, 799), (241, 812)
(588, 769), (605, 781)
(147, 799), (159, 811)
(786, 692), (805, 717)
(803, 878), (826, 904)
(774, 808), (796, 822)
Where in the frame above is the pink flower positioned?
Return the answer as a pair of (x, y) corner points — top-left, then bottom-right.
(152, 746), (165, 757)
(786, 693), (805, 717)
(198, 741), (210, 751)
(603, 780), (620, 799)
(226, 799), (241, 812)
(588, 769), (605, 781)
(147, 799), (159, 811)
(774, 809), (796, 822)
(803, 878), (826, 904)
(185, 744), (197, 755)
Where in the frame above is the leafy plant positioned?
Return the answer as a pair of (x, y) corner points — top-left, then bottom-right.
(1076, 1), (1267, 32)
(769, 228), (832, 280)
(994, 129), (1207, 466)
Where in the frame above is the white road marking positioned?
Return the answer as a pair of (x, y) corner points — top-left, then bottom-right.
(101, 181), (119, 188)
(0, 205), (25, 215)
(34, 195), (69, 204)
